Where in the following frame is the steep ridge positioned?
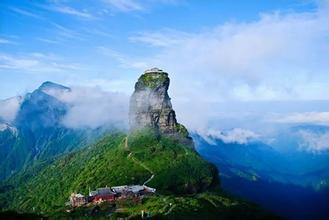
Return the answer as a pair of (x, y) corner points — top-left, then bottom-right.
(0, 82), (106, 180)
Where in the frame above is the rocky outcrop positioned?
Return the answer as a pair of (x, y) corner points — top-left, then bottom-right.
(129, 68), (193, 147)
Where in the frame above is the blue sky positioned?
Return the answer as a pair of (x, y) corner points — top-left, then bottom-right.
(0, 0), (322, 97)
(1, 0), (329, 133)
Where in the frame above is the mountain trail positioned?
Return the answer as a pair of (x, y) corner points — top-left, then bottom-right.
(164, 204), (176, 216)
(125, 136), (155, 185)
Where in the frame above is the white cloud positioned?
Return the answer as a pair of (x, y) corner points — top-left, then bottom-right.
(10, 7), (43, 19)
(272, 112), (329, 126)
(298, 130), (329, 152)
(45, 86), (129, 129)
(75, 78), (134, 95)
(129, 30), (190, 47)
(201, 128), (259, 145)
(104, 0), (143, 12)
(130, 5), (329, 101)
(51, 22), (86, 40)
(0, 96), (23, 122)
(46, 5), (95, 19)
(103, 0), (181, 12)
(0, 53), (82, 74)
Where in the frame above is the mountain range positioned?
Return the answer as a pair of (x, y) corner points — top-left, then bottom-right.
(0, 69), (280, 219)
(1, 69), (329, 219)
(193, 127), (329, 219)
(0, 81), (110, 180)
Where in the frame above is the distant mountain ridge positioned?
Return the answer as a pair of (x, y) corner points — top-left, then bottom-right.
(0, 81), (107, 180)
(193, 127), (329, 219)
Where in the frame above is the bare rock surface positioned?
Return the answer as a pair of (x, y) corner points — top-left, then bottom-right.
(129, 68), (193, 147)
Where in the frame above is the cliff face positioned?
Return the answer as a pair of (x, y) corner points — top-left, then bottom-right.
(129, 68), (192, 146)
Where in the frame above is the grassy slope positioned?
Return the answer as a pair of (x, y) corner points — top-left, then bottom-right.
(0, 130), (280, 219)
(0, 130), (216, 213)
(126, 129), (218, 194)
(59, 193), (279, 220)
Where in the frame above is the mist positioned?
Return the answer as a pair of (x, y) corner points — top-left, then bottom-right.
(0, 96), (22, 122)
(44, 86), (129, 129)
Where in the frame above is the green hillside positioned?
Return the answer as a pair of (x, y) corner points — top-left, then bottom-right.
(0, 130), (280, 219)
(56, 193), (279, 220)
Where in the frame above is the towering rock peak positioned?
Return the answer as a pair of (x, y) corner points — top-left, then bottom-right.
(135, 68), (169, 90)
(129, 68), (193, 147)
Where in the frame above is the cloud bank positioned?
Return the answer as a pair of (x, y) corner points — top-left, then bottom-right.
(272, 112), (329, 126)
(135, 6), (329, 98)
(45, 86), (129, 129)
(298, 130), (329, 152)
(0, 96), (22, 122)
(201, 128), (259, 145)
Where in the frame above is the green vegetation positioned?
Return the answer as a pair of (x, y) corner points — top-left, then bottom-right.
(55, 193), (279, 220)
(0, 130), (279, 219)
(139, 72), (168, 89)
(127, 129), (219, 194)
(176, 123), (189, 137)
(0, 210), (45, 219)
(0, 130), (217, 214)
(0, 127), (99, 180)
